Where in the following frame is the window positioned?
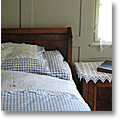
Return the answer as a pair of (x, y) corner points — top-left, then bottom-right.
(94, 0), (112, 44)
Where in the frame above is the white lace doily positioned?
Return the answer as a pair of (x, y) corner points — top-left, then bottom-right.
(74, 62), (112, 83)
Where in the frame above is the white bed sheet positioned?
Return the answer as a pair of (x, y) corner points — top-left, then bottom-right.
(63, 61), (73, 81)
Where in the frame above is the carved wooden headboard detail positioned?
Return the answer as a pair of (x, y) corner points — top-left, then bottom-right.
(1, 27), (72, 67)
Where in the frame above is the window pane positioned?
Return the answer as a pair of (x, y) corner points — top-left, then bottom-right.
(98, 0), (112, 42)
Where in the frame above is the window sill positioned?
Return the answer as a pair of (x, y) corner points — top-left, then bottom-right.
(88, 43), (112, 47)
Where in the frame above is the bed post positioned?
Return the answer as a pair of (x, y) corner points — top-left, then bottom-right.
(67, 27), (72, 68)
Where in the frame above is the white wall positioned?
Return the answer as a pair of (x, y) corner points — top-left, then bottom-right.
(1, 0), (20, 28)
(1, 0), (112, 63)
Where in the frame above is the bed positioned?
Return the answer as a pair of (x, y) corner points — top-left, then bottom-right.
(1, 27), (91, 111)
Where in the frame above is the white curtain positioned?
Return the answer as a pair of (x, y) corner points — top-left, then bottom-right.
(100, 38), (112, 52)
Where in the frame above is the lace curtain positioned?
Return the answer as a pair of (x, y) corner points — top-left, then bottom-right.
(100, 38), (112, 52)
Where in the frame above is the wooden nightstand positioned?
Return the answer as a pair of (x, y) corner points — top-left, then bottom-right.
(73, 62), (112, 111)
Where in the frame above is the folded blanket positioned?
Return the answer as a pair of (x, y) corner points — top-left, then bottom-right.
(1, 70), (81, 98)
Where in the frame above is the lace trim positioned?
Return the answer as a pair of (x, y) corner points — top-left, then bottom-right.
(74, 62), (112, 83)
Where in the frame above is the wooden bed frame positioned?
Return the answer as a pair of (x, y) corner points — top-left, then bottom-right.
(1, 27), (72, 67)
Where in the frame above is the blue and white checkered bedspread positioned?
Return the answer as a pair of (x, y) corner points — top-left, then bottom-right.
(1, 90), (90, 111)
(1, 70), (91, 111)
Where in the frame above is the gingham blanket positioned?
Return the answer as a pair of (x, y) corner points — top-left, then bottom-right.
(1, 70), (91, 111)
(1, 58), (70, 81)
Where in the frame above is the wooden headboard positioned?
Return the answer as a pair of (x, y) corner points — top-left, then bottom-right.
(1, 27), (72, 67)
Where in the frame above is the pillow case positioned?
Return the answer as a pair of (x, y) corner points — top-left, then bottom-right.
(37, 46), (45, 56)
(1, 43), (39, 61)
(1, 43), (50, 76)
(43, 50), (71, 81)
(1, 58), (51, 76)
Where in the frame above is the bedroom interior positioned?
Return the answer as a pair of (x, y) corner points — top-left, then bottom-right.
(1, 0), (112, 111)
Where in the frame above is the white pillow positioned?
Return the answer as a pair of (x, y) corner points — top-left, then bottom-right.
(37, 45), (45, 57)
(1, 43), (39, 61)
